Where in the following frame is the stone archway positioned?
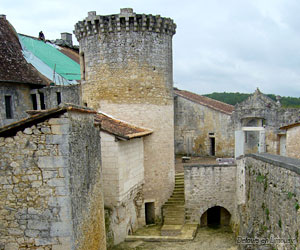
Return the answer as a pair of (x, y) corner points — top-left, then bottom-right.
(200, 206), (231, 227)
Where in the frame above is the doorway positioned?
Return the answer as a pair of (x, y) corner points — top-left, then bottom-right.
(210, 137), (215, 156)
(201, 206), (231, 227)
(145, 202), (155, 225)
(207, 206), (220, 226)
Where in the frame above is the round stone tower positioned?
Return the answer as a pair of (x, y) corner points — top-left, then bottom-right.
(74, 8), (176, 219)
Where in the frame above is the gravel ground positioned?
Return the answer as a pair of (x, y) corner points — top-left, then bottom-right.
(112, 226), (238, 250)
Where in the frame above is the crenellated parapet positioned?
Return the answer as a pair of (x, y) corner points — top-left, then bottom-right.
(74, 8), (176, 40)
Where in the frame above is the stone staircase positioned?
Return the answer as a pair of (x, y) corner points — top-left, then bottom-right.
(161, 172), (185, 236)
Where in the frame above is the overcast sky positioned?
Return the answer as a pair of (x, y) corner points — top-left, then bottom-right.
(3, 0), (300, 97)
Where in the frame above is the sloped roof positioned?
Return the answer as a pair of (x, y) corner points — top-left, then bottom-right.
(280, 121), (300, 130)
(0, 17), (47, 86)
(59, 46), (80, 64)
(174, 88), (234, 115)
(235, 88), (278, 110)
(95, 112), (153, 140)
(0, 105), (96, 137)
(19, 34), (81, 82)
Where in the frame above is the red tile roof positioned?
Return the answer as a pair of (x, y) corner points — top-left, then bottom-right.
(0, 18), (48, 85)
(95, 112), (153, 140)
(174, 88), (234, 115)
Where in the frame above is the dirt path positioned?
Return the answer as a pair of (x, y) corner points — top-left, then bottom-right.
(112, 227), (238, 250)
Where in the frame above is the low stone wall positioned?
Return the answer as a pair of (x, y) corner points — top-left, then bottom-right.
(184, 164), (237, 226)
(0, 110), (106, 249)
(238, 153), (300, 250)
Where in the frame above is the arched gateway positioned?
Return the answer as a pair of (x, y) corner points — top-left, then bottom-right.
(200, 206), (231, 227)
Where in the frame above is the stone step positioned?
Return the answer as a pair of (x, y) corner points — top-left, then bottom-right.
(161, 224), (183, 236)
(164, 218), (185, 225)
(164, 212), (185, 218)
(168, 197), (184, 201)
(170, 195), (184, 199)
(165, 202), (185, 207)
(163, 204), (185, 212)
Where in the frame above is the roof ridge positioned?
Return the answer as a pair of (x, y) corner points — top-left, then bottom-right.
(174, 88), (234, 114)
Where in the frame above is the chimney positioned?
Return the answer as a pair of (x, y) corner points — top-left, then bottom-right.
(61, 32), (73, 46)
(0, 14), (6, 20)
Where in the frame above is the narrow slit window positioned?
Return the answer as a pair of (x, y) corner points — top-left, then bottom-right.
(57, 92), (61, 105)
(80, 52), (86, 80)
(31, 94), (37, 110)
(5, 95), (13, 119)
(40, 93), (46, 110)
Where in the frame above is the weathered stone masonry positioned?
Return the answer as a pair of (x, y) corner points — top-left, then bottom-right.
(74, 8), (177, 217)
(0, 107), (106, 250)
(238, 154), (300, 250)
(184, 164), (237, 226)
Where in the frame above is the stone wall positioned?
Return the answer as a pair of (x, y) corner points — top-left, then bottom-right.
(174, 95), (234, 157)
(0, 110), (106, 249)
(0, 83), (34, 127)
(31, 84), (81, 110)
(99, 104), (175, 216)
(101, 131), (144, 244)
(39, 85), (81, 109)
(238, 154), (300, 249)
(184, 164), (237, 226)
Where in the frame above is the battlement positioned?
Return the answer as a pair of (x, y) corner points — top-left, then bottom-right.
(74, 8), (176, 40)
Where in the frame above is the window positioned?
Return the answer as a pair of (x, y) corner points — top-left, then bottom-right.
(80, 52), (86, 80)
(39, 93), (45, 110)
(56, 92), (61, 105)
(5, 95), (13, 119)
(31, 94), (37, 110)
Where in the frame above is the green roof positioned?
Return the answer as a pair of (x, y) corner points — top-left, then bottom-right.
(19, 34), (81, 81)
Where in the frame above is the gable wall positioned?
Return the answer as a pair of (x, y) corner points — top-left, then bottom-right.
(174, 95), (234, 157)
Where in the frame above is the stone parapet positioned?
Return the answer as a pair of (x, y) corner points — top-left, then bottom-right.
(74, 8), (176, 40)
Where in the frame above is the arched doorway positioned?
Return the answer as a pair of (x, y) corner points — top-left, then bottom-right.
(200, 206), (231, 227)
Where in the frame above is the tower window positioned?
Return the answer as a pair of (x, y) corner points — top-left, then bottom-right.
(80, 52), (86, 80)
(57, 92), (61, 105)
(5, 95), (13, 119)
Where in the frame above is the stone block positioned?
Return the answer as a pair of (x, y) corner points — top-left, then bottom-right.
(27, 220), (49, 230)
(46, 134), (69, 145)
(40, 127), (51, 134)
(25, 229), (39, 238)
(4, 242), (19, 250)
(7, 228), (23, 236)
(35, 237), (58, 246)
(38, 156), (68, 169)
(51, 124), (69, 135)
(50, 221), (72, 237)
(47, 178), (66, 187)
(48, 118), (70, 125)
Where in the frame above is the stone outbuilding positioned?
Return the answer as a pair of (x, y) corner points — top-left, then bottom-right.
(0, 105), (106, 250)
(0, 15), (81, 127)
(0, 15), (48, 127)
(232, 88), (300, 157)
(95, 112), (152, 245)
(174, 88), (235, 157)
(279, 122), (300, 159)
